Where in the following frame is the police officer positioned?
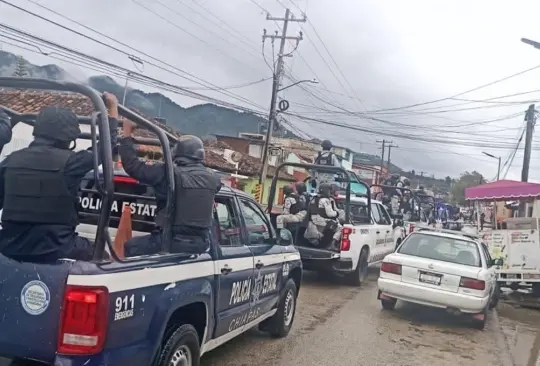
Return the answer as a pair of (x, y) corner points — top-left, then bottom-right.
(120, 119), (221, 257)
(0, 109), (13, 154)
(276, 182), (309, 230)
(0, 93), (120, 263)
(314, 140), (340, 167)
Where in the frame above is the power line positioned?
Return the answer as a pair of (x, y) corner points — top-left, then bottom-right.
(1, 0), (269, 108)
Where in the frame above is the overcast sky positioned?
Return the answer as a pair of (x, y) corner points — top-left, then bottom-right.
(3, 0), (540, 181)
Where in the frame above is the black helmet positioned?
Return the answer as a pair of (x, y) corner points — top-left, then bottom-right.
(174, 135), (205, 161)
(295, 182), (307, 194)
(318, 182), (333, 197)
(33, 107), (81, 143)
(391, 173), (400, 180)
(321, 139), (332, 151)
(283, 185), (294, 196)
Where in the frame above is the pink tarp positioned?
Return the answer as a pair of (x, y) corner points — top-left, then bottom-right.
(465, 179), (540, 201)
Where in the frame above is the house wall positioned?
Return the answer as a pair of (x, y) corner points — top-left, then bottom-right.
(215, 136), (250, 154)
(243, 177), (291, 206)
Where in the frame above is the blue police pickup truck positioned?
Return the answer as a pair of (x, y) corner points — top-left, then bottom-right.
(0, 77), (302, 366)
(0, 167), (302, 366)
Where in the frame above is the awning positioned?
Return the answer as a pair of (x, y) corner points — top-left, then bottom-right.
(465, 179), (540, 201)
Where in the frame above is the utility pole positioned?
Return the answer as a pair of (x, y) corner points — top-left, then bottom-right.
(522, 104), (536, 182)
(258, 8), (305, 187)
(376, 139), (389, 183)
(387, 144), (398, 170)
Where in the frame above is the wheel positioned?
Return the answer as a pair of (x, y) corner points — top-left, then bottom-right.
(489, 283), (501, 309)
(472, 306), (488, 330)
(348, 247), (369, 286)
(262, 279), (298, 338)
(156, 324), (200, 366)
(381, 298), (397, 310)
(532, 283), (540, 298)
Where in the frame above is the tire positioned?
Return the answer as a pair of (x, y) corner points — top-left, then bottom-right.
(532, 283), (540, 298)
(380, 292), (397, 310)
(489, 283), (501, 309)
(156, 324), (200, 366)
(349, 247), (369, 286)
(263, 279), (298, 338)
(472, 306), (488, 330)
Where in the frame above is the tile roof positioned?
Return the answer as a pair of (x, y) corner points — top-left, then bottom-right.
(0, 89), (292, 179)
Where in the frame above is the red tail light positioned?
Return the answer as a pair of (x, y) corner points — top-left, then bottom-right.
(409, 224), (415, 233)
(57, 285), (109, 355)
(114, 176), (138, 184)
(341, 227), (352, 251)
(459, 277), (485, 291)
(381, 262), (402, 275)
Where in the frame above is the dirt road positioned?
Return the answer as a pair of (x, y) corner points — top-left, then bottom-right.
(201, 268), (516, 366)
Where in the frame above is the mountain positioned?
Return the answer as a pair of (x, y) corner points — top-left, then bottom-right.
(0, 50), (405, 172)
(0, 51), (72, 80)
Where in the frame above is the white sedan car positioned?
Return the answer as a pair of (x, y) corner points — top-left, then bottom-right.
(377, 229), (499, 329)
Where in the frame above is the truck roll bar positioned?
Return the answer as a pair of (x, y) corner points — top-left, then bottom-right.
(0, 77), (178, 259)
(0, 77), (113, 260)
(267, 162), (371, 223)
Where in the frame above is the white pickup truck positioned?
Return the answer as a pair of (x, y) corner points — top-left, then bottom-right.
(289, 195), (405, 286)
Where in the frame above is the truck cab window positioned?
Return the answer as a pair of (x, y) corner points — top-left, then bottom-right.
(239, 199), (273, 245)
(376, 204), (392, 225)
(214, 196), (242, 247)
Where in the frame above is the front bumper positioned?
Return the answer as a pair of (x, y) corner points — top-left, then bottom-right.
(378, 277), (489, 313)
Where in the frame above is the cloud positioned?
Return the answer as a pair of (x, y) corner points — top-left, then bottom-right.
(2, 0), (540, 180)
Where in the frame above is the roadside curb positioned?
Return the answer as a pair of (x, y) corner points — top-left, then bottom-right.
(492, 308), (515, 366)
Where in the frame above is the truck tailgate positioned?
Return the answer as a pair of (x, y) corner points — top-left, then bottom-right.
(0, 255), (72, 363)
(296, 246), (340, 260)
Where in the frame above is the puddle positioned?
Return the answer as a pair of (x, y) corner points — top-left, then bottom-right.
(497, 300), (540, 366)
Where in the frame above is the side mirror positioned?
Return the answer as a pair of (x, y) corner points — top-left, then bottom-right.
(278, 228), (294, 246)
(491, 258), (503, 266)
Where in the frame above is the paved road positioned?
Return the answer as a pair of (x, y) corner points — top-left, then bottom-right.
(201, 267), (512, 366)
(4, 267), (539, 365)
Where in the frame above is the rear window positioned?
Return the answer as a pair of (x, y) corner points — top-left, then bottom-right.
(78, 174), (157, 233)
(398, 233), (481, 267)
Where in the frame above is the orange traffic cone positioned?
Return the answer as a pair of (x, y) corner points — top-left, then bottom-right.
(114, 205), (133, 259)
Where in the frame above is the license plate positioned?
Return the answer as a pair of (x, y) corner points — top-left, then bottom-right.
(523, 274), (540, 279)
(419, 271), (441, 285)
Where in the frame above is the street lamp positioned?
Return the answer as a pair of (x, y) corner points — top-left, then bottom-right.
(521, 38), (540, 49)
(278, 79), (318, 92)
(482, 151), (501, 181)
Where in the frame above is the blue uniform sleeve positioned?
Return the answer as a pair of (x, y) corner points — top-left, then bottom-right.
(118, 136), (166, 187)
(0, 110), (13, 153)
(63, 117), (119, 187)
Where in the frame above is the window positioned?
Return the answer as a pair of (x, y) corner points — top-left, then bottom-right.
(376, 204), (392, 225)
(481, 243), (493, 267)
(398, 233), (481, 267)
(239, 199), (273, 245)
(214, 196), (242, 247)
(371, 202), (382, 224)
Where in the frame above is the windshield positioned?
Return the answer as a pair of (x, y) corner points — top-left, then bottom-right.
(398, 233), (481, 267)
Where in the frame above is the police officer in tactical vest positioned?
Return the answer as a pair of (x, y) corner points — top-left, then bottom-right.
(0, 93), (120, 263)
(0, 109), (13, 154)
(314, 139), (340, 167)
(120, 119), (221, 257)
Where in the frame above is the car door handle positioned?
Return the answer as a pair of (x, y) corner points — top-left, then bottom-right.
(221, 265), (232, 275)
(376, 231), (380, 234)
(255, 261), (264, 269)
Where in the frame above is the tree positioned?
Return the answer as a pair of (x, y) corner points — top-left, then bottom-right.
(13, 56), (28, 77)
(411, 169), (416, 176)
(445, 176), (452, 185)
(451, 171), (484, 205)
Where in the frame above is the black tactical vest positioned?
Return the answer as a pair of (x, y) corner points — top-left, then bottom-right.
(2, 145), (77, 226)
(155, 164), (219, 230)
(316, 151), (334, 166)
